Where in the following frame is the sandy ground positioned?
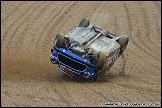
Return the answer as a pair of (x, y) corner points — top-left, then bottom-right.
(1, 1), (161, 107)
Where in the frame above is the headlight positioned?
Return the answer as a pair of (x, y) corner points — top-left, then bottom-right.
(50, 56), (58, 64)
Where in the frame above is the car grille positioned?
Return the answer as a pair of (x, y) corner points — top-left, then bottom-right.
(58, 53), (87, 71)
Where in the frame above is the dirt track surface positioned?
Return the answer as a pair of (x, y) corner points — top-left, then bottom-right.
(1, 1), (161, 107)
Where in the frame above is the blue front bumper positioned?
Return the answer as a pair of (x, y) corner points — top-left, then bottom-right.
(50, 48), (96, 79)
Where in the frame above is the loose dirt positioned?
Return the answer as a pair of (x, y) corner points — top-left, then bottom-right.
(1, 1), (161, 107)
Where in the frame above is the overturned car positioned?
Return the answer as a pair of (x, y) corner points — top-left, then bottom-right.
(50, 18), (129, 81)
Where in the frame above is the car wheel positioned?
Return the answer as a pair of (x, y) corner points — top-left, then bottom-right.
(97, 51), (106, 70)
(78, 17), (90, 27)
(92, 74), (98, 81)
(118, 35), (129, 54)
(54, 33), (65, 48)
(91, 69), (98, 81)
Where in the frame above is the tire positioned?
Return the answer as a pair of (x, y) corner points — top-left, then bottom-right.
(54, 33), (65, 48)
(97, 51), (106, 70)
(118, 35), (129, 54)
(78, 17), (90, 27)
(92, 74), (98, 81)
(91, 70), (98, 81)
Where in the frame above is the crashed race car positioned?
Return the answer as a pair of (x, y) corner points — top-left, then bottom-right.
(50, 17), (129, 81)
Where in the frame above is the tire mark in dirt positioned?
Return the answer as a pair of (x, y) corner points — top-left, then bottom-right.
(113, 16), (120, 36)
(135, 90), (160, 101)
(44, 87), (62, 106)
(52, 1), (78, 31)
(52, 89), (71, 107)
(131, 77), (160, 89)
(115, 83), (160, 94)
(153, 1), (161, 29)
(136, 25), (160, 57)
(4, 2), (46, 54)
(33, 2), (71, 51)
(38, 2), (77, 51)
(1, 1), (37, 38)
(123, 2), (159, 61)
(118, 74), (160, 94)
(84, 83), (120, 102)
(91, 2), (103, 14)
(76, 83), (115, 104)
(21, 89), (61, 106)
(138, 2), (160, 50)
(9, 2), (54, 53)
(47, 1), (78, 33)
(81, 83), (133, 102)
(84, 86), (116, 102)
(122, 2), (131, 39)
(152, 2), (161, 48)
(137, 92), (156, 101)
(58, 84), (79, 106)
(82, 1), (103, 19)
(130, 2), (159, 59)
(44, 1), (79, 39)
(31, 2), (54, 21)
(128, 49), (160, 69)
(1, 2), (24, 24)
(17, 2), (66, 53)
(154, 13), (161, 39)
(36, 1), (71, 36)
(2, 91), (10, 99)
(89, 2), (109, 28)
(56, 1), (103, 31)
(153, 1), (161, 13)
(44, 1), (103, 52)
(23, 2), (55, 48)
(1, 2), (39, 53)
